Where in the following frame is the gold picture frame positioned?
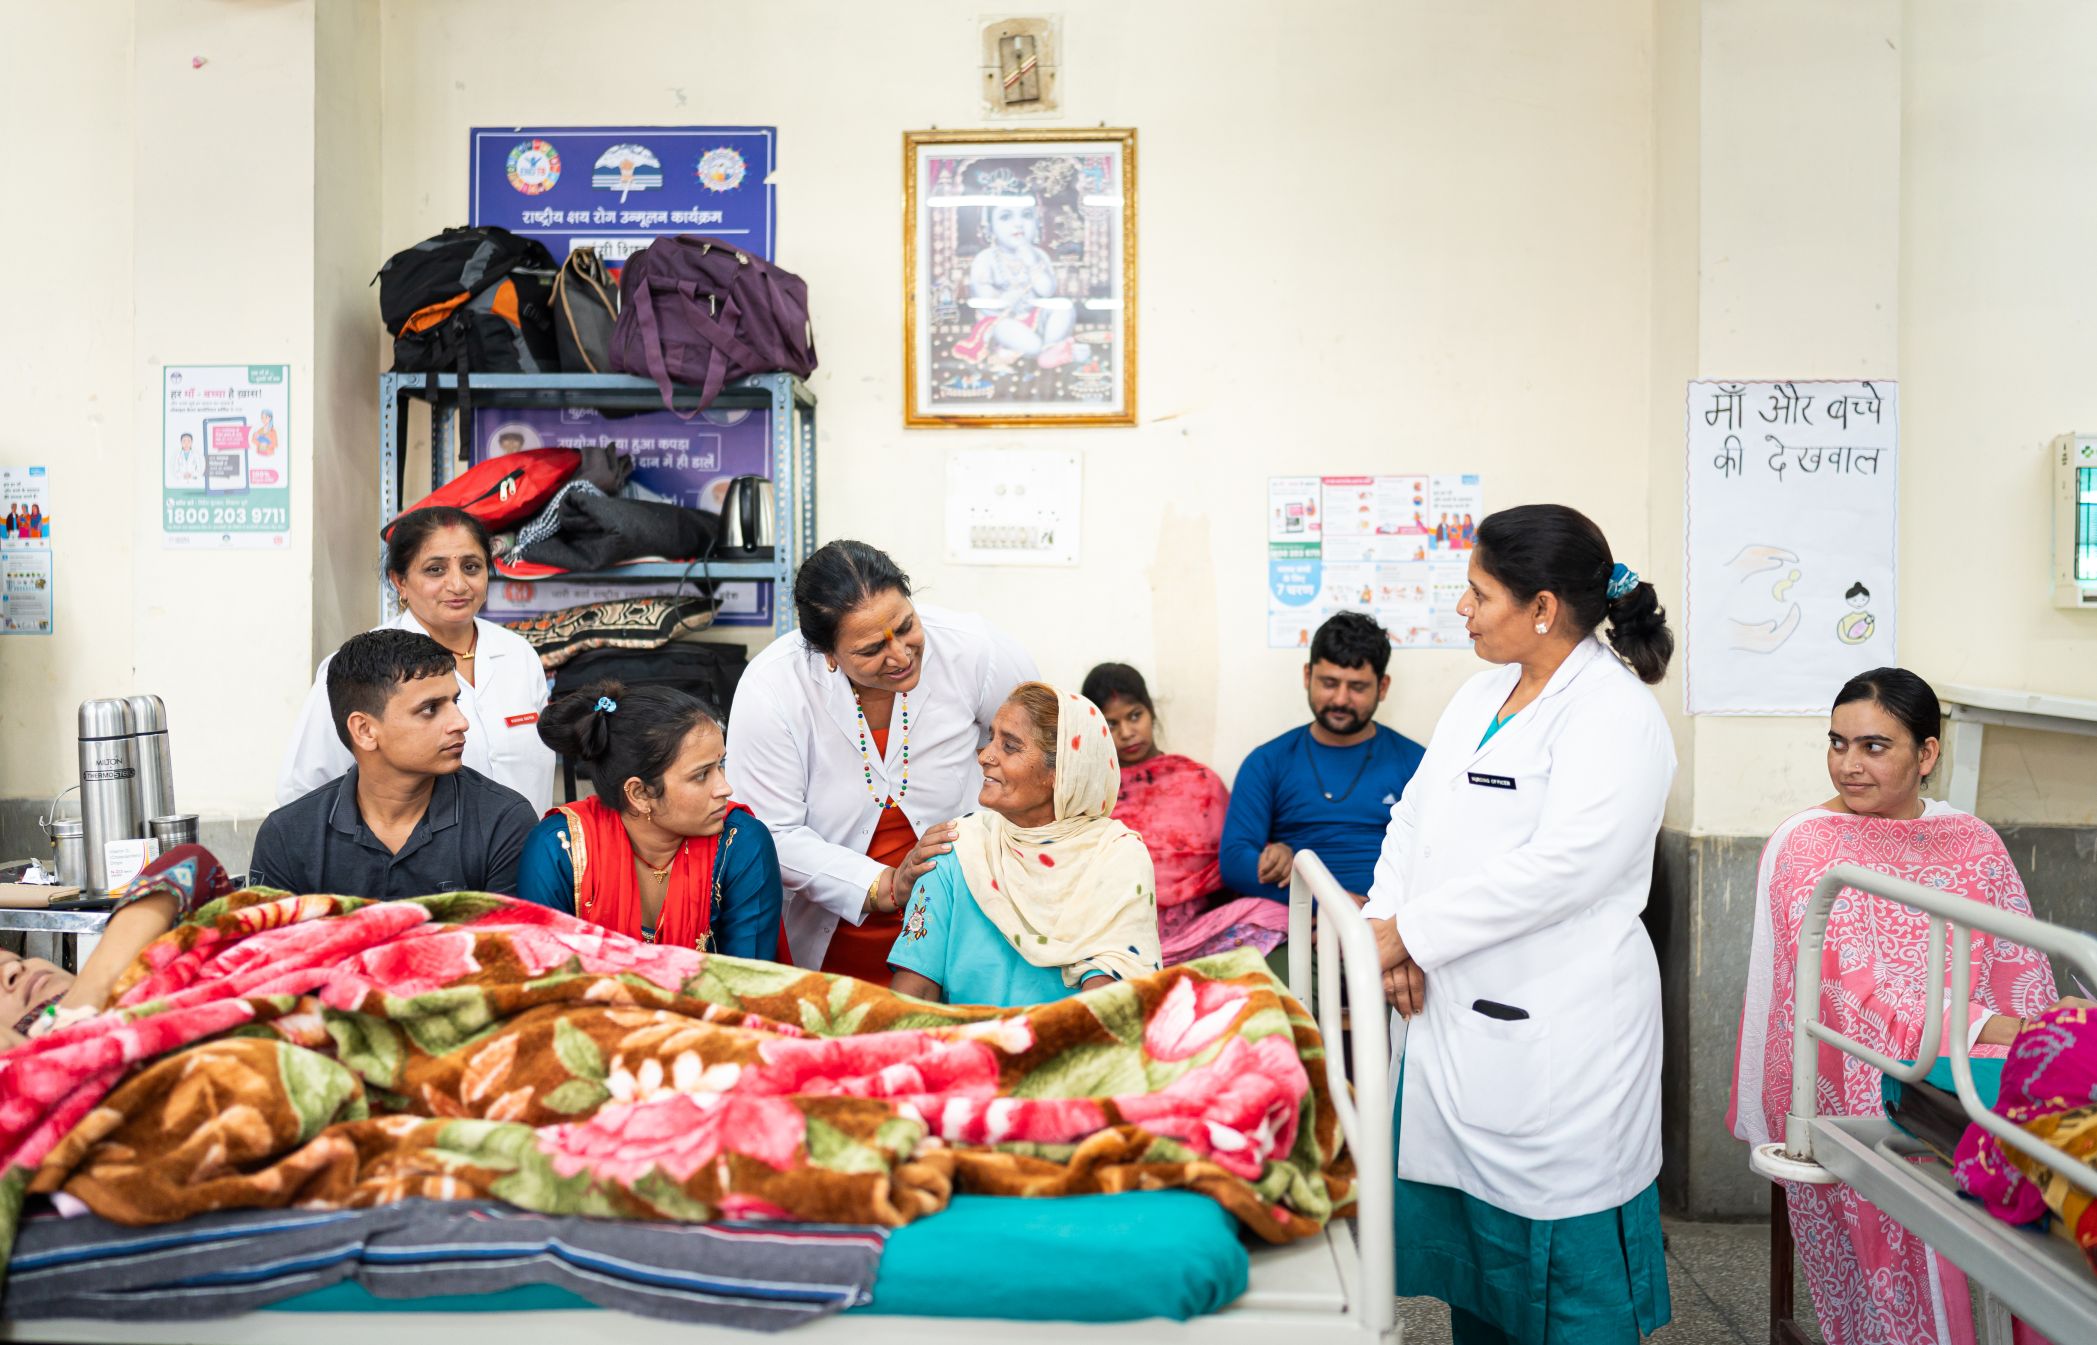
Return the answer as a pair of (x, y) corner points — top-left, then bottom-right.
(904, 127), (1137, 428)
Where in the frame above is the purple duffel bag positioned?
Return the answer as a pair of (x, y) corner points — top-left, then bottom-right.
(609, 235), (818, 414)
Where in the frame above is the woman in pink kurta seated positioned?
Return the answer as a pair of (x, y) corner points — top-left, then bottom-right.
(1081, 664), (1287, 966)
(1728, 667), (2079, 1345)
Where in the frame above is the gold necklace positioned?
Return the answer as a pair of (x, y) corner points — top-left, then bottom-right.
(641, 840), (684, 879)
(435, 626), (478, 661)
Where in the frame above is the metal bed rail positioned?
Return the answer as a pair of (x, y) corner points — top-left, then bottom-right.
(1753, 861), (2097, 1196)
(1750, 862), (2097, 1345)
(1288, 849), (1397, 1342)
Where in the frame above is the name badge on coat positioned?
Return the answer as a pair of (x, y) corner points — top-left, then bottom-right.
(1466, 772), (1516, 790)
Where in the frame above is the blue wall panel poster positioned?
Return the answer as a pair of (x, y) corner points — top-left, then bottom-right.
(472, 407), (774, 628)
(470, 126), (776, 266)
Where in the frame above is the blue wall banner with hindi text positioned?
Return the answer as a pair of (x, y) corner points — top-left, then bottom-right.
(470, 126), (776, 268)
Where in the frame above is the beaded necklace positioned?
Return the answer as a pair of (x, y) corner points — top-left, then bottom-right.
(854, 692), (910, 808)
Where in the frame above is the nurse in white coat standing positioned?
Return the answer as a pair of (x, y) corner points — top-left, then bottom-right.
(277, 507), (555, 814)
(1365, 504), (1676, 1345)
(728, 540), (1036, 979)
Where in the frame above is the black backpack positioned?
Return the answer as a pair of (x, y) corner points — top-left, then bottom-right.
(375, 228), (560, 433)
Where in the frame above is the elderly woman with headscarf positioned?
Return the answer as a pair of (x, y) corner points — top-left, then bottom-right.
(887, 682), (1162, 1008)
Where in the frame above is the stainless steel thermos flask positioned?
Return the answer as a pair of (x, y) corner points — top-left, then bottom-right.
(77, 698), (142, 893)
(124, 694), (176, 822)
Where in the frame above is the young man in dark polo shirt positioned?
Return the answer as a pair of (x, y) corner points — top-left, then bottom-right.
(249, 628), (536, 898)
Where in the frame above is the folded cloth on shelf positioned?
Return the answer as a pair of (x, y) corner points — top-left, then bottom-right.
(1953, 1003), (2097, 1272)
(504, 596), (716, 670)
(0, 890), (1352, 1302)
(575, 442), (634, 494)
(5, 1198), (883, 1328)
(512, 479), (605, 556)
(517, 491), (716, 573)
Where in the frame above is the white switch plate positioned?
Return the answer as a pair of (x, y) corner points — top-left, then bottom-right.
(945, 447), (1081, 566)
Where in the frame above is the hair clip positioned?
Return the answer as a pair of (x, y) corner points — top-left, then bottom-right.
(595, 695), (619, 714)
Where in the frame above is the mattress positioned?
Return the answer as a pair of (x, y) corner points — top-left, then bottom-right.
(264, 1192), (1251, 1325)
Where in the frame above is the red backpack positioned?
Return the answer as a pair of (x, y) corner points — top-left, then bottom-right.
(383, 448), (579, 539)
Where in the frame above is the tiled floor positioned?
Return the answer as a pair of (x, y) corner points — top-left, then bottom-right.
(1395, 1216), (1825, 1344)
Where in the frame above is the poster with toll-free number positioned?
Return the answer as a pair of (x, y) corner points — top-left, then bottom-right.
(161, 365), (292, 550)
(1685, 379), (1897, 715)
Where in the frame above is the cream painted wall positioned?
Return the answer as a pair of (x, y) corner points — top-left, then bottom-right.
(0, 2), (136, 803)
(0, 1), (372, 829)
(1650, 0), (1701, 830)
(313, 0), (384, 668)
(130, 2), (322, 822)
(1900, 0), (2097, 826)
(1676, 0), (2097, 834)
(378, 0), (1661, 785)
(1687, 0), (1902, 836)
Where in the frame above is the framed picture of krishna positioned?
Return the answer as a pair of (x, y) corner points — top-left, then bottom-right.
(904, 128), (1137, 428)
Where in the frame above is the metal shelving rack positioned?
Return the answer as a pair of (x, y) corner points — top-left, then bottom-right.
(377, 371), (816, 635)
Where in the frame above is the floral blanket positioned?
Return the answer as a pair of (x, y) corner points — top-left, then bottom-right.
(0, 891), (1352, 1288)
(1954, 1002), (2097, 1275)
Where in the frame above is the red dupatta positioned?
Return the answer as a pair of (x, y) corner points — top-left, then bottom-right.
(551, 794), (750, 950)
(1114, 753), (1230, 907)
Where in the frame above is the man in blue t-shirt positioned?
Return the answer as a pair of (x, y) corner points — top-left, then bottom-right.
(1221, 611), (1425, 905)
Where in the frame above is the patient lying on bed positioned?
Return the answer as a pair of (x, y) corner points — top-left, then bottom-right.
(0, 842), (1349, 1319)
(888, 683), (1162, 1008)
(0, 844), (230, 1049)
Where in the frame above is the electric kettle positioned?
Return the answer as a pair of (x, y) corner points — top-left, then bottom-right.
(715, 475), (776, 560)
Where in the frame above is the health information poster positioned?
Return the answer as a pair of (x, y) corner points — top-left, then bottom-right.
(1266, 474), (1484, 650)
(162, 364), (292, 550)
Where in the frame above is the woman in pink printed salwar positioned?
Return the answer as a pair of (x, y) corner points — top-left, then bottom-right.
(1729, 668), (2077, 1345)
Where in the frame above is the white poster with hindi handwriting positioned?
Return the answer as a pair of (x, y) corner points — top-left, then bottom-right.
(1685, 379), (1898, 715)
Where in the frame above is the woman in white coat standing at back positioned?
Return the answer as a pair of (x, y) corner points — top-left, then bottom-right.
(1365, 504), (1677, 1345)
(278, 507), (555, 813)
(728, 540), (1036, 979)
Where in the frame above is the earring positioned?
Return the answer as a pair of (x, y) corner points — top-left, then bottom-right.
(1535, 623), (1549, 635)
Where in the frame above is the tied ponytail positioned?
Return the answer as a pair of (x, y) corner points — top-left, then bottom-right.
(538, 679), (624, 763)
(1474, 504), (1676, 685)
(1603, 581), (1674, 686)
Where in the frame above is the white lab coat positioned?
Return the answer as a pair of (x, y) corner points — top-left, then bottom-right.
(727, 604), (1037, 969)
(277, 611), (556, 814)
(1362, 636), (1674, 1222)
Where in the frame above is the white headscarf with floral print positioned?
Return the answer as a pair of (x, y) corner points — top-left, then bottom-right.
(955, 685), (1163, 987)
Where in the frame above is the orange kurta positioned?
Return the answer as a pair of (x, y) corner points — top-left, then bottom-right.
(819, 727), (917, 984)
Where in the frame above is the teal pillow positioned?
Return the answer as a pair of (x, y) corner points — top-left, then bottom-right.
(852, 1192), (1249, 1322)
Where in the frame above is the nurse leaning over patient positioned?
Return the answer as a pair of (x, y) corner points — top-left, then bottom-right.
(1364, 503), (1677, 1345)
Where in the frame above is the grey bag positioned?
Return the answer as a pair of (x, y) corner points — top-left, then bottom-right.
(550, 247), (620, 373)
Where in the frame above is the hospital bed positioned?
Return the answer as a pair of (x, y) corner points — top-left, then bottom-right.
(1, 850), (1399, 1344)
(1748, 863), (2097, 1345)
